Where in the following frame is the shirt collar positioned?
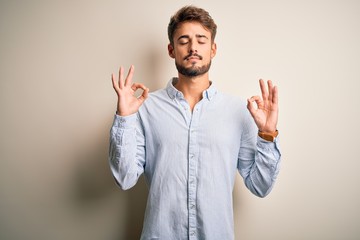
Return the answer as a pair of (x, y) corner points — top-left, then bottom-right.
(166, 77), (217, 101)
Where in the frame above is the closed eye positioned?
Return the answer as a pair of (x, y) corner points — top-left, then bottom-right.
(177, 35), (190, 45)
(196, 34), (208, 44)
(179, 41), (189, 45)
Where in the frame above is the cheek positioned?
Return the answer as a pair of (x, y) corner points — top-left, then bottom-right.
(201, 46), (214, 57)
(174, 48), (186, 57)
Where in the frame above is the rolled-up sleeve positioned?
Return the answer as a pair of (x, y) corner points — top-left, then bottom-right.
(108, 113), (146, 190)
(237, 117), (281, 198)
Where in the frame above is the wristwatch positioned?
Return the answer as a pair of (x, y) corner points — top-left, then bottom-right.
(258, 130), (279, 142)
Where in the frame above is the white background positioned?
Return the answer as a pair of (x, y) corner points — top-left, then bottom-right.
(1, 0), (359, 239)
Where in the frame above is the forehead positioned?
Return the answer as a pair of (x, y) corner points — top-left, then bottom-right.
(174, 21), (211, 38)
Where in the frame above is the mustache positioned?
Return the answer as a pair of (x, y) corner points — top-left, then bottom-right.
(184, 53), (203, 60)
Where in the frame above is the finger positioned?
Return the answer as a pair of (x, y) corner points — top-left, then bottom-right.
(272, 85), (278, 104)
(131, 82), (147, 92)
(119, 66), (124, 88)
(138, 87), (149, 103)
(247, 98), (255, 115)
(125, 65), (135, 87)
(247, 96), (262, 114)
(250, 96), (263, 108)
(111, 73), (118, 91)
(259, 79), (268, 101)
(267, 80), (274, 102)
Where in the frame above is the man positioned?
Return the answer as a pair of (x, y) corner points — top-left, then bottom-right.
(109, 5), (281, 240)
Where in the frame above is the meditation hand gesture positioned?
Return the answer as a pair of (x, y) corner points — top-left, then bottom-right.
(247, 79), (278, 133)
(111, 65), (149, 116)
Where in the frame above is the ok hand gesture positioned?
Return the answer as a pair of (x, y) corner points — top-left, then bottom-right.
(247, 79), (278, 133)
(111, 65), (149, 116)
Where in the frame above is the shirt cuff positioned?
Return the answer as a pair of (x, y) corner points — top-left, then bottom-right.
(257, 136), (281, 161)
(257, 135), (281, 153)
(113, 113), (137, 129)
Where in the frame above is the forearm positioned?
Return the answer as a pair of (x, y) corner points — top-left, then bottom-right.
(108, 114), (145, 190)
(238, 132), (281, 198)
(244, 137), (281, 197)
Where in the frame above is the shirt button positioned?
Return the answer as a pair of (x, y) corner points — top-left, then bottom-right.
(190, 231), (196, 236)
(190, 204), (195, 209)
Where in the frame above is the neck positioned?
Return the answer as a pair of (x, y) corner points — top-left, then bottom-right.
(174, 73), (210, 111)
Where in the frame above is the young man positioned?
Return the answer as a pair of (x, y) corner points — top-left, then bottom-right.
(109, 6), (281, 240)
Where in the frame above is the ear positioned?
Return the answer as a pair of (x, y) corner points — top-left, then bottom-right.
(211, 42), (217, 59)
(168, 43), (175, 58)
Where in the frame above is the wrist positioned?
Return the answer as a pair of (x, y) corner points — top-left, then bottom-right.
(258, 130), (278, 142)
(116, 109), (134, 117)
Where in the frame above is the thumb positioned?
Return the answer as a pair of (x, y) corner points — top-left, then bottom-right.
(138, 87), (149, 103)
(247, 97), (257, 116)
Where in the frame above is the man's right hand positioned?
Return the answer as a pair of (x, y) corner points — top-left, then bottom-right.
(111, 65), (149, 116)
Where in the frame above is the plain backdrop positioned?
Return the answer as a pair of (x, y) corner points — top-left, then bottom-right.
(1, 0), (359, 239)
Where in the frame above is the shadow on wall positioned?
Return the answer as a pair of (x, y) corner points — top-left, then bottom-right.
(71, 123), (148, 240)
(142, 45), (170, 91)
(120, 177), (148, 240)
(71, 46), (166, 239)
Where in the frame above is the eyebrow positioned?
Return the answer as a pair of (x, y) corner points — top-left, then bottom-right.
(196, 34), (208, 39)
(177, 34), (209, 41)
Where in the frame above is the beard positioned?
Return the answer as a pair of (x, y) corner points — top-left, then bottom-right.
(175, 60), (212, 77)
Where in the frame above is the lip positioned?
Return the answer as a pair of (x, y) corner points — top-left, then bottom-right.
(186, 56), (200, 60)
(184, 54), (202, 61)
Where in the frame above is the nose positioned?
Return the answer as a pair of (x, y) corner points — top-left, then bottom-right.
(189, 41), (198, 53)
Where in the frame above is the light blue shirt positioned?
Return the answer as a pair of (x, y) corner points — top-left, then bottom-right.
(109, 78), (281, 240)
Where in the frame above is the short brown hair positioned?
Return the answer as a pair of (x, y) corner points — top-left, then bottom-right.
(168, 6), (217, 46)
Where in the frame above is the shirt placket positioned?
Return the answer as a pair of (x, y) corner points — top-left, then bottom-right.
(176, 93), (201, 239)
(188, 105), (200, 240)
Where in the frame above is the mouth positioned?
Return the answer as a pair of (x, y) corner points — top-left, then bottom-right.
(187, 57), (200, 61)
(184, 54), (203, 61)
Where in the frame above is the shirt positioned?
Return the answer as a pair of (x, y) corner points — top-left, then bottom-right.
(109, 78), (281, 240)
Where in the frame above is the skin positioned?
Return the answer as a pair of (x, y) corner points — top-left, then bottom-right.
(111, 21), (278, 133)
(168, 21), (216, 110)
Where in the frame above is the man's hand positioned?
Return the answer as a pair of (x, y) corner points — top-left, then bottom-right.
(247, 79), (278, 133)
(111, 65), (149, 116)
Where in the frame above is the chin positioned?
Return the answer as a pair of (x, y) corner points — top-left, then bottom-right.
(176, 60), (212, 77)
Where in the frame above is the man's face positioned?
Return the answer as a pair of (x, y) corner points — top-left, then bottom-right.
(168, 21), (217, 77)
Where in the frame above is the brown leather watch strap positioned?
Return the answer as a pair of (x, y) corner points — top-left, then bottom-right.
(258, 130), (279, 142)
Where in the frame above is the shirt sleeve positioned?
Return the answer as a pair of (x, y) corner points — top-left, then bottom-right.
(108, 113), (146, 190)
(237, 114), (281, 198)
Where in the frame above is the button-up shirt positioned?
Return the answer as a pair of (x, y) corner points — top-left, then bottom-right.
(109, 78), (281, 240)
